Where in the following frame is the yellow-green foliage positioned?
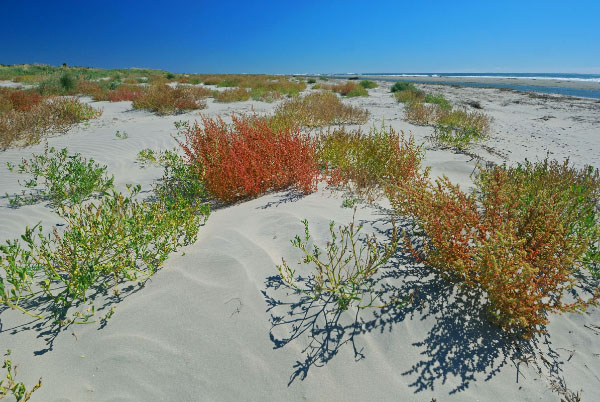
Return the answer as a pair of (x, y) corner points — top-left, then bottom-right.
(318, 125), (425, 201)
(213, 87), (251, 102)
(132, 85), (207, 114)
(270, 92), (369, 130)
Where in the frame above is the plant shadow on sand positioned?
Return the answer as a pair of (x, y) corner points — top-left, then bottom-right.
(262, 210), (580, 396)
(0, 278), (148, 356)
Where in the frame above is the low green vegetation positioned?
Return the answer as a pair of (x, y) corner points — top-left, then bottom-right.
(277, 210), (399, 310)
(6, 147), (114, 207)
(391, 81), (491, 149)
(359, 80), (378, 89)
(390, 81), (419, 93)
(424, 93), (451, 110)
(0, 147), (209, 324)
(213, 87), (251, 102)
(0, 350), (42, 401)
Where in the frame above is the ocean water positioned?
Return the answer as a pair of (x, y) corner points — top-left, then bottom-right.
(333, 73), (600, 99)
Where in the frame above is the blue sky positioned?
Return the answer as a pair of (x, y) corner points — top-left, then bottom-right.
(2, 0), (599, 74)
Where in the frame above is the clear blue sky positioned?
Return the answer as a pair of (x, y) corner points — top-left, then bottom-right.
(2, 0), (599, 74)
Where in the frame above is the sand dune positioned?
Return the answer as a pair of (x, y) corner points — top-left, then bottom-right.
(1, 81), (599, 401)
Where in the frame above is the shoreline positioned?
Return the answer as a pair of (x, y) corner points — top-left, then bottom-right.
(326, 74), (600, 99)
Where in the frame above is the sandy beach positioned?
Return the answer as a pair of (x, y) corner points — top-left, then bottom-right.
(1, 80), (600, 401)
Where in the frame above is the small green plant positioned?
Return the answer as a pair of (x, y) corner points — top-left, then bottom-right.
(341, 197), (358, 208)
(6, 146), (114, 207)
(319, 76), (329, 81)
(0, 351), (42, 402)
(307, 78), (317, 84)
(115, 130), (128, 140)
(277, 210), (399, 310)
(359, 80), (378, 89)
(0, 184), (207, 323)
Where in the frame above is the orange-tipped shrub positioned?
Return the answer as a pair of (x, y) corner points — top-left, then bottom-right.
(0, 89), (43, 111)
(75, 81), (109, 101)
(106, 84), (145, 102)
(132, 85), (206, 115)
(178, 115), (320, 202)
(270, 91), (369, 130)
(387, 159), (600, 337)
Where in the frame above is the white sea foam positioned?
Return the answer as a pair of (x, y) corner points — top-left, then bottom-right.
(445, 75), (600, 83)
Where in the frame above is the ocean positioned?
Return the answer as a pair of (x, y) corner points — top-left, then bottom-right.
(331, 73), (600, 99)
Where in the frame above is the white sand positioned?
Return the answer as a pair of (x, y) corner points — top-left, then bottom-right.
(1, 82), (600, 401)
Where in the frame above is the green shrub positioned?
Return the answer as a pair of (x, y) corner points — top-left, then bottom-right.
(0, 184), (207, 323)
(319, 76), (329, 81)
(433, 108), (491, 149)
(424, 93), (451, 110)
(137, 147), (209, 209)
(277, 210), (399, 310)
(307, 78), (317, 84)
(391, 81), (418, 93)
(345, 85), (369, 97)
(250, 87), (283, 102)
(394, 88), (425, 103)
(1, 147), (209, 323)
(217, 78), (240, 87)
(360, 80), (378, 89)
(6, 147), (114, 207)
